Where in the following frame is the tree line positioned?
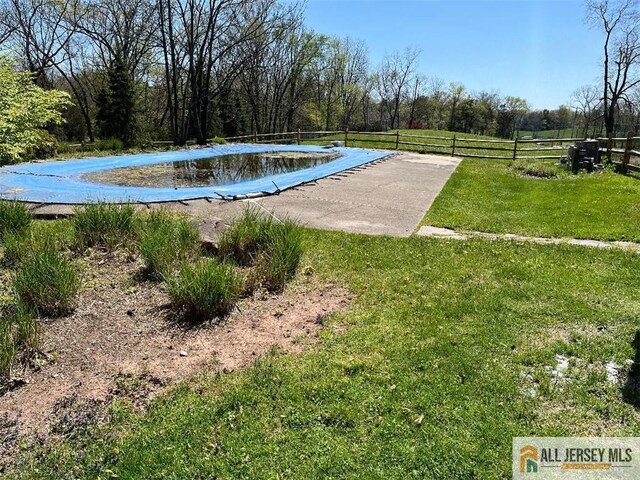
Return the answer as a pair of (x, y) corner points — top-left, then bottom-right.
(0, 0), (638, 149)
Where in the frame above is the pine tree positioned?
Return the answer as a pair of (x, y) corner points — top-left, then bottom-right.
(96, 50), (137, 147)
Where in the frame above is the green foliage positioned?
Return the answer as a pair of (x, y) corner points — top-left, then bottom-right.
(3, 220), (73, 267)
(252, 219), (303, 292)
(219, 208), (304, 291)
(0, 200), (31, 240)
(218, 207), (275, 265)
(509, 159), (560, 179)
(12, 304), (39, 356)
(138, 210), (200, 278)
(73, 203), (136, 250)
(219, 207), (304, 292)
(0, 317), (16, 381)
(0, 56), (71, 164)
(95, 51), (138, 147)
(95, 138), (125, 151)
(209, 136), (227, 145)
(166, 258), (241, 322)
(28, 130), (59, 159)
(13, 244), (78, 317)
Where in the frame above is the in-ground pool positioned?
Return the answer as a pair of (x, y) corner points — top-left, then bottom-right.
(0, 144), (392, 204)
(83, 151), (340, 188)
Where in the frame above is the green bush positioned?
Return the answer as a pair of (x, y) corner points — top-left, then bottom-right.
(138, 210), (200, 278)
(95, 138), (125, 151)
(73, 203), (136, 250)
(0, 318), (16, 381)
(0, 200), (32, 240)
(29, 130), (59, 159)
(166, 259), (240, 322)
(13, 245), (78, 317)
(0, 56), (71, 165)
(219, 207), (304, 292)
(57, 141), (72, 154)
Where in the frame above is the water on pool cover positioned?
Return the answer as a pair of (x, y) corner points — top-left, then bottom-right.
(83, 151), (340, 188)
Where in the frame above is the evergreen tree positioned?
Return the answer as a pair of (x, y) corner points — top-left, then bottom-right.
(96, 50), (137, 147)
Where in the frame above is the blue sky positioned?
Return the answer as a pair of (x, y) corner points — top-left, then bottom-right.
(302, 0), (603, 109)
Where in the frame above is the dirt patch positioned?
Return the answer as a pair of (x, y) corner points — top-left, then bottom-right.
(0, 251), (352, 438)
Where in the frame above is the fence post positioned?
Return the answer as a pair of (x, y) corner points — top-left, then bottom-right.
(253, 131), (258, 144)
(512, 137), (519, 160)
(297, 128), (301, 145)
(395, 130), (400, 150)
(344, 128), (348, 147)
(451, 135), (456, 156)
(607, 137), (613, 164)
(623, 133), (633, 173)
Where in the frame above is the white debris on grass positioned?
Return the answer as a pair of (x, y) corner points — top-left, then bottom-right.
(519, 371), (538, 398)
(604, 361), (621, 383)
(549, 354), (570, 383)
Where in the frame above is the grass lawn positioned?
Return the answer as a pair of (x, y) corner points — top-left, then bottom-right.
(12, 230), (640, 479)
(423, 159), (640, 242)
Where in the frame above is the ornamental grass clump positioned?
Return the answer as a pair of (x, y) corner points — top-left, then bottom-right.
(3, 220), (73, 267)
(0, 318), (16, 382)
(252, 218), (303, 293)
(219, 207), (304, 292)
(138, 210), (200, 279)
(0, 200), (32, 240)
(13, 244), (78, 317)
(166, 258), (241, 322)
(217, 207), (275, 266)
(73, 203), (136, 250)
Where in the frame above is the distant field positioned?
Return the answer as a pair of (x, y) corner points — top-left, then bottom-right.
(304, 129), (568, 160)
(519, 128), (579, 139)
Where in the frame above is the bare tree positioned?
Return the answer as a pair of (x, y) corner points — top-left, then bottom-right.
(376, 47), (420, 129)
(407, 73), (426, 129)
(158, 0), (294, 144)
(571, 84), (602, 136)
(587, 0), (640, 138)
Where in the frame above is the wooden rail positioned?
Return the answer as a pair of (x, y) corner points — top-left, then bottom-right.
(61, 130), (640, 166)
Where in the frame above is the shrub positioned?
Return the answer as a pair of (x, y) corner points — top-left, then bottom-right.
(29, 130), (59, 159)
(13, 245), (78, 317)
(0, 200), (32, 240)
(252, 219), (303, 293)
(138, 210), (200, 278)
(57, 141), (72, 154)
(0, 318), (16, 381)
(219, 207), (304, 292)
(166, 259), (240, 322)
(95, 138), (125, 151)
(0, 56), (71, 165)
(73, 203), (136, 250)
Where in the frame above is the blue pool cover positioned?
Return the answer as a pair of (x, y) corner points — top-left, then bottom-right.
(0, 144), (392, 203)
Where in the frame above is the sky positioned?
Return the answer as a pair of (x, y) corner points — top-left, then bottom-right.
(301, 0), (604, 110)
